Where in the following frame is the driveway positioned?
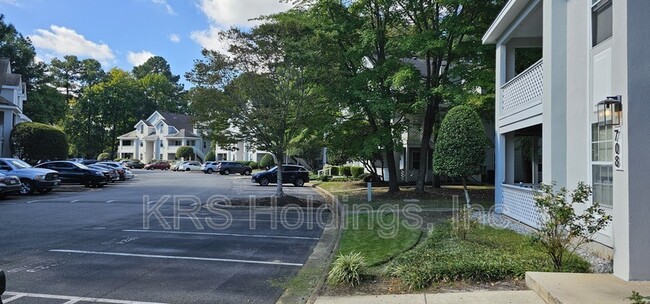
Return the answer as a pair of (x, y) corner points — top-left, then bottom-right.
(0, 170), (330, 304)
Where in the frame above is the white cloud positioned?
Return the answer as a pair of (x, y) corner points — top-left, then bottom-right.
(190, 26), (232, 55)
(151, 0), (175, 15)
(169, 33), (180, 43)
(0, 0), (19, 6)
(191, 0), (293, 51)
(127, 50), (155, 66)
(29, 25), (115, 65)
(198, 0), (292, 28)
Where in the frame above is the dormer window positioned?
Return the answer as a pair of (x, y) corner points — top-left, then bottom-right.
(139, 125), (144, 134)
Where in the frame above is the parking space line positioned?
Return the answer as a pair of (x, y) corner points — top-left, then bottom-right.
(106, 200), (116, 204)
(70, 200), (80, 203)
(3, 291), (166, 303)
(158, 216), (276, 222)
(49, 249), (304, 267)
(122, 229), (320, 240)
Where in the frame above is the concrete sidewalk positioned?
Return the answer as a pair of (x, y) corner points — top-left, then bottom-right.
(314, 290), (545, 304)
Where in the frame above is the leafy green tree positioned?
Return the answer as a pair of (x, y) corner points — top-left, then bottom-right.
(134, 56), (187, 113)
(390, 0), (505, 192)
(204, 151), (216, 161)
(23, 81), (67, 124)
(433, 105), (489, 205)
(96, 152), (110, 161)
(259, 154), (275, 169)
(10, 122), (68, 163)
(133, 56), (180, 83)
(176, 146), (194, 160)
(49, 55), (106, 101)
(0, 14), (44, 90)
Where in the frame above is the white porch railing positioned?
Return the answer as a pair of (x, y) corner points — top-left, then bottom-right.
(500, 59), (543, 118)
(502, 184), (541, 228)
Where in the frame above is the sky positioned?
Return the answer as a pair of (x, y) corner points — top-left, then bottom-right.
(0, 0), (293, 85)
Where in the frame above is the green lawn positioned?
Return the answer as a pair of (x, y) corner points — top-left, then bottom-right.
(388, 222), (591, 290)
(337, 213), (422, 267)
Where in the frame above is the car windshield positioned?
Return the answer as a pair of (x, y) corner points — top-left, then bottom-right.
(72, 162), (90, 169)
(9, 159), (32, 169)
(267, 166), (278, 173)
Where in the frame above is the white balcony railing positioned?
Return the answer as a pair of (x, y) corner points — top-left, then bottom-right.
(501, 184), (541, 228)
(500, 59), (543, 118)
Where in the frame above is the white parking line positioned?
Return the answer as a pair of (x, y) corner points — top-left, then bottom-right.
(26, 200), (41, 204)
(49, 249), (303, 267)
(106, 200), (116, 204)
(70, 200), (80, 203)
(123, 229), (320, 240)
(3, 291), (166, 304)
(158, 216), (277, 222)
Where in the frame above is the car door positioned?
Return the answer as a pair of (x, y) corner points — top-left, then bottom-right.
(282, 166), (297, 184)
(0, 160), (13, 174)
(51, 162), (81, 184)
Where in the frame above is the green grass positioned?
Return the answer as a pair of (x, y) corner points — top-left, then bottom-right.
(337, 213), (422, 267)
(388, 222), (591, 290)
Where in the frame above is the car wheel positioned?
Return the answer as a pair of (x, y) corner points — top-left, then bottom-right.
(185, 168), (191, 171)
(207, 168), (213, 174)
(259, 177), (269, 186)
(20, 179), (34, 195)
(224, 169), (230, 175)
(293, 178), (305, 187)
(84, 178), (94, 188)
(242, 169), (250, 175)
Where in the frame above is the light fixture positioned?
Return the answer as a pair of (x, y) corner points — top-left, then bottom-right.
(596, 95), (622, 126)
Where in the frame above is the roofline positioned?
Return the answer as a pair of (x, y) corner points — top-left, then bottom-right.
(482, 0), (533, 44)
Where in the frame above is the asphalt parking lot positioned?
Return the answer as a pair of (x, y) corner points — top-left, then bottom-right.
(0, 170), (330, 304)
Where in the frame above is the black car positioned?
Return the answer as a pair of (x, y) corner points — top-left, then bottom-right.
(251, 165), (309, 187)
(124, 160), (145, 169)
(36, 161), (107, 188)
(216, 162), (252, 175)
(0, 172), (21, 198)
(88, 164), (120, 182)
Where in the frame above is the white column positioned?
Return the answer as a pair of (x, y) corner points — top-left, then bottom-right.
(494, 43), (508, 213)
(541, 0), (567, 187)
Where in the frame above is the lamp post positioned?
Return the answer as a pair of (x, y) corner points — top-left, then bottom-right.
(596, 95), (623, 126)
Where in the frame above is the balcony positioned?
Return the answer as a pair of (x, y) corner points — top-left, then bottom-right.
(500, 59), (543, 121)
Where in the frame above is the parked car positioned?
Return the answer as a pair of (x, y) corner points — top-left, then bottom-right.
(0, 172), (22, 198)
(216, 162), (252, 175)
(123, 160), (145, 169)
(0, 158), (60, 194)
(170, 161), (185, 171)
(177, 161), (202, 171)
(97, 162), (133, 180)
(201, 161), (220, 174)
(36, 161), (108, 188)
(88, 164), (120, 182)
(251, 165), (309, 187)
(144, 161), (170, 170)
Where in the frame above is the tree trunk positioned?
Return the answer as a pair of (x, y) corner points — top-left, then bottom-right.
(415, 101), (436, 193)
(462, 176), (471, 208)
(385, 148), (400, 193)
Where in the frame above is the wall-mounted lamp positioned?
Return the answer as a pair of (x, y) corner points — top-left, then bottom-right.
(597, 95), (622, 126)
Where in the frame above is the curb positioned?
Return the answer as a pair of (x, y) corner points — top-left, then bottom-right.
(275, 185), (344, 304)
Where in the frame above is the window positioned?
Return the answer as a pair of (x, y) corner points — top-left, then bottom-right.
(203, 142), (207, 149)
(187, 140), (195, 146)
(139, 125), (144, 134)
(592, 0), (612, 46)
(160, 141), (164, 147)
(592, 123), (613, 207)
(122, 140), (132, 146)
(140, 141), (143, 147)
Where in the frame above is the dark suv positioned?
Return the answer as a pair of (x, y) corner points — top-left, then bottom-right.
(216, 162), (252, 175)
(251, 165), (309, 187)
(36, 161), (108, 188)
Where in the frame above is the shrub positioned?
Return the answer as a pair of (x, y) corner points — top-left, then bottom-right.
(114, 158), (122, 162)
(350, 166), (364, 177)
(97, 153), (110, 161)
(259, 154), (275, 169)
(628, 291), (650, 304)
(10, 122), (68, 163)
(533, 182), (612, 271)
(176, 146), (194, 160)
(249, 161), (259, 169)
(327, 252), (366, 287)
(433, 105), (490, 205)
(205, 151), (216, 161)
(324, 165), (339, 176)
(341, 166), (352, 177)
(320, 175), (331, 182)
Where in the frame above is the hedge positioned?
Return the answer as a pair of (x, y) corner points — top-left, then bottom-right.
(341, 166), (352, 177)
(350, 166), (364, 177)
(97, 152), (111, 161)
(176, 146), (194, 160)
(10, 122), (68, 163)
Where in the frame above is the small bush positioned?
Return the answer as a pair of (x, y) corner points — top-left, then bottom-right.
(320, 175), (331, 182)
(327, 252), (366, 287)
(176, 146), (194, 160)
(114, 158), (122, 162)
(341, 166), (352, 177)
(249, 161), (259, 169)
(350, 166), (364, 177)
(628, 291), (650, 304)
(97, 152), (110, 161)
(324, 165), (339, 176)
(205, 151), (216, 161)
(259, 154), (275, 169)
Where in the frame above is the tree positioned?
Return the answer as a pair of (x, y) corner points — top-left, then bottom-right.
(133, 56), (180, 83)
(259, 154), (275, 170)
(433, 105), (489, 206)
(134, 56), (187, 113)
(23, 82), (67, 124)
(10, 122), (68, 163)
(176, 146), (194, 160)
(390, 0), (505, 192)
(205, 151), (216, 161)
(0, 14), (44, 90)
(49, 55), (105, 101)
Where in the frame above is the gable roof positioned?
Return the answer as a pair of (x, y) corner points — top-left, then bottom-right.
(118, 130), (138, 139)
(0, 58), (22, 87)
(158, 112), (194, 132)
